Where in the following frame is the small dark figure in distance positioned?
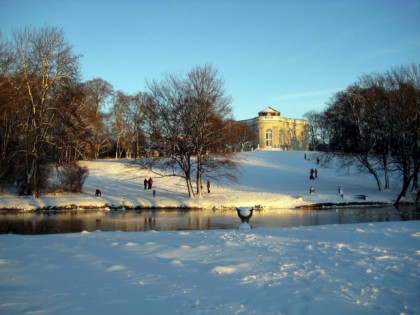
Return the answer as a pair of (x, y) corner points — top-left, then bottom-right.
(207, 180), (211, 193)
(153, 189), (156, 198)
(144, 178), (147, 190)
(95, 189), (102, 197)
(314, 168), (318, 178)
(148, 177), (153, 190)
(310, 168), (314, 180)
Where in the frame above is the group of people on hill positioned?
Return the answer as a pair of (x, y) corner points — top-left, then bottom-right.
(144, 177), (153, 190)
(305, 153), (319, 180)
(309, 168), (318, 180)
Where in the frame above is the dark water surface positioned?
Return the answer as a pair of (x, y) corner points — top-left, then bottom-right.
(1, 205), (419, 234)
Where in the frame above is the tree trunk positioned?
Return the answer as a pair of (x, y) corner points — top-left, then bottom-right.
(411, 161), (419, 192)
(370, 168), (383, 191)
(196, 152), (203, 197)
(185, 176), (194, 198)
(394, 173), (414, 205)
(381, 154), (390, 190)
(384, 167), (390, 191)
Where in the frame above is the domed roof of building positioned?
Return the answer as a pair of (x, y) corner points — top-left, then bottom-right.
(258, 106), (281, 116)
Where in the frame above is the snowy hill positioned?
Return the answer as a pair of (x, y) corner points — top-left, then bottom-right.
(0, 151), (406, 211)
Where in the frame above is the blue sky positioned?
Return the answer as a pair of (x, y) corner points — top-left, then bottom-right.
(1, 0), (419, 120)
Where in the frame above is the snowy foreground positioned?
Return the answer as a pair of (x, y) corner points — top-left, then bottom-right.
(0, 151), (410, 211)
(0, 151), (419, 314)
(0, 221), (419, 315)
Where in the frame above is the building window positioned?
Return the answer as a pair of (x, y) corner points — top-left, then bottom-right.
(266, 129), (272, 147)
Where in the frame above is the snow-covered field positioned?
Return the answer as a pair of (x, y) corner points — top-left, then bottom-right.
(0, 151), (408, 211)
(0, 151), (419, 314)
(0, 221), (419, 314)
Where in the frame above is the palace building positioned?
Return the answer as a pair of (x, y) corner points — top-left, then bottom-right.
(241, 107), (309, 151)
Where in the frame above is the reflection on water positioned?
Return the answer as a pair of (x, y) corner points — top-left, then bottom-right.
(0, 205), (419, 235)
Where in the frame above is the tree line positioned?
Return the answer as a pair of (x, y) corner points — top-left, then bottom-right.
(305, 64), (419, 204)
(0, 26), (254, 198)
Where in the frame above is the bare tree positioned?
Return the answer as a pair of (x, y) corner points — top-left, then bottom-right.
(325, 85), (389, 191)
(137, 65), (238, 198)
(143, 72), (197, 196)
(322, 64), (420, 204)
(0, 33), (21, 183)
(224, 120), (256, 152)
(130, 92), (148, 159)
(10, 26), (81, 197)
(185, 65), (236, 196)
(385, 65), (419, 204)
(83, 78), (113, 159)
(57, 82), (93, 162)
(112, 91), (134, 159)
(303, 110), (331, 151)
(0, 32), (14, 80)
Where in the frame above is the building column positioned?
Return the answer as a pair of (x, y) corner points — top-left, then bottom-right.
(273, 127), (279, 148)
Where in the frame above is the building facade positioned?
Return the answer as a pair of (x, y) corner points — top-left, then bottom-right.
(242, 107), (309, 150)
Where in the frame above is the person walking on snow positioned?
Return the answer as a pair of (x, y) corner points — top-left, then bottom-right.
(314, 168), (318, 178)
(310, 168), (314, 180)
(144, 178), (147, 190)
(148, 177), (153, 189)
(207, 180), (211, 193)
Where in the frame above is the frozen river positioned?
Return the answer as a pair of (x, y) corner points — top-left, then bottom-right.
(1, 204), (419, 234)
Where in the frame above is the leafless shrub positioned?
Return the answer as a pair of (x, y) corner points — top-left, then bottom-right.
(59, 164), (89, 193)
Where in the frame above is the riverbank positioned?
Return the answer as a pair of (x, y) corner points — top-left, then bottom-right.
(0, 151), (412, 211)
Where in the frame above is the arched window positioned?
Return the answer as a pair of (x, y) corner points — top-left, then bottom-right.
(265, 129), (272, 147)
